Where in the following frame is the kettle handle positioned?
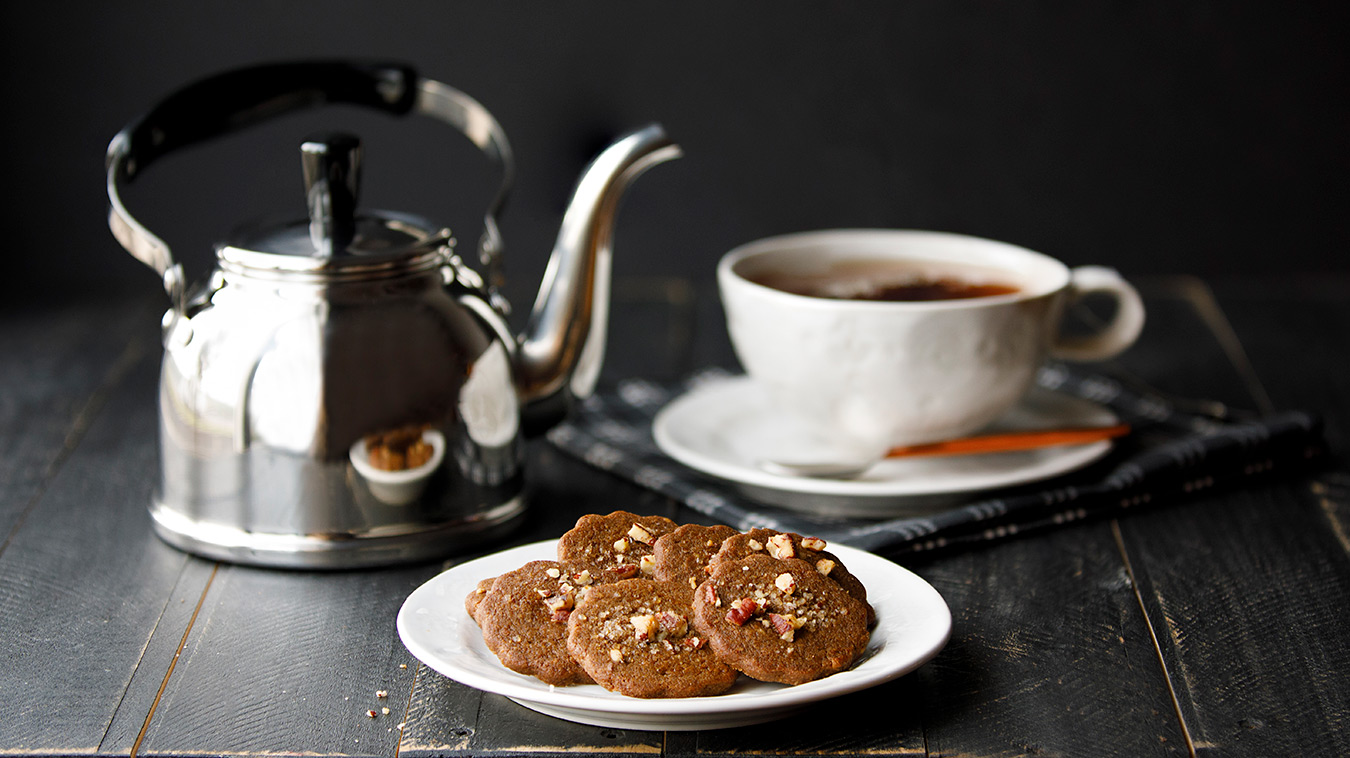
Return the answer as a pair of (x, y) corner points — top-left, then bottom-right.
(106, 60), (514, 312)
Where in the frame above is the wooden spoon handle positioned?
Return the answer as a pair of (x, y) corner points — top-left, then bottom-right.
(884, 423), (1132, 459)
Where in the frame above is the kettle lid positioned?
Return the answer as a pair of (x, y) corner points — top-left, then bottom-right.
(218, 132), (452, 276)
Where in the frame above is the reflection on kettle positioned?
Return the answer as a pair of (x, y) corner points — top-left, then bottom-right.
(349, 426), (446, 507)
(105, 61), (680, 568)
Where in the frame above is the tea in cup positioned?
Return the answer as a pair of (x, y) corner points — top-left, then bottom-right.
(717, 229), (1144, 450)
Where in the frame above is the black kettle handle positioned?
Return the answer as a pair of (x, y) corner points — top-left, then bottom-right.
(106, 60), (514, 313)
(113, 60), (418, 183)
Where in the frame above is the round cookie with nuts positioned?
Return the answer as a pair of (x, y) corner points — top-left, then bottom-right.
(652, 523), (739, 591)
(691, 554), (870, 685)
(557, 511), (678, 582)
(566, 578), (739, 698)
(475, 560), (594, 686)
(464, 576), (496, 624)
(711, 528), (874, 626)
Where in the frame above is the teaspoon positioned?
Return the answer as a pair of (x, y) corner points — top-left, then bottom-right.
(758, 423), (1131, 479)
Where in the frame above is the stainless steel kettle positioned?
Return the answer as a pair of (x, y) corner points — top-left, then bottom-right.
(105, 61), (679, 568)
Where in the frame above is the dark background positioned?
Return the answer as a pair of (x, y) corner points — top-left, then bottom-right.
(3, 2), (1346, 319)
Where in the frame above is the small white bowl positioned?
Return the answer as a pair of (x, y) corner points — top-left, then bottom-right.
(348, 429), (446, 506)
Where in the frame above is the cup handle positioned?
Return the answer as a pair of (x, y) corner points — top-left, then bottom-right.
(1048, 266), (1146, 362)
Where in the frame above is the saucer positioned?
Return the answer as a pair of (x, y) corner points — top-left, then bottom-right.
(651, 376), (1119, 518)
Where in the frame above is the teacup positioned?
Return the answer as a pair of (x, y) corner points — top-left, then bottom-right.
(717, 229), (1145, 450)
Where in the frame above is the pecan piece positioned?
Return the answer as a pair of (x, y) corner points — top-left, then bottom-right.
(657, 611), (689, 637)
(768, 612), (806, 641)
(725, 597), (759, 626)
(631, 614), (658, 641)
(627, 523), (655, 545)
(605, 564), (640, 581)
(767, 533), (796, 560)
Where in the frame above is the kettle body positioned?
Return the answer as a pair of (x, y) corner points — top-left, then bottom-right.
(106, 61), (678, 568)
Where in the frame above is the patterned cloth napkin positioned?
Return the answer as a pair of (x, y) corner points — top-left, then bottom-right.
(546, 365), (1326, 557)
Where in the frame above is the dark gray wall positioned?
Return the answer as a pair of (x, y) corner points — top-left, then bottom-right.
(3, 2), (1345, 312)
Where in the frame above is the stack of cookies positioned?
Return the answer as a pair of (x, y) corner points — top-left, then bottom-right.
(465, 511), (874, 698)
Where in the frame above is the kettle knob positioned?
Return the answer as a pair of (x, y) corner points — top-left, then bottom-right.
(301, 132), (362, 257)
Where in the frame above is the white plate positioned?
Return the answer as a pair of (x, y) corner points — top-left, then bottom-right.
(397, 539), (951, 731)
(652, 376), (1119, 517)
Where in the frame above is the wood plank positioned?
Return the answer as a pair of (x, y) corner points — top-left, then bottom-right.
(908, 523), (1190, 757)
(461, 692), (664, 756)
(2, 276), (1336, 757)
(397, 661), (485, 756)
(1213, 275), (1350, 548)
(0, 296), (158, 542)
(683, 678), (927, 756)
(1096, 277), (1264, 416)
(1099, 278), (1350, 757)
(0, 336), (207, 755)
(1117, 483), (1350, 757)
(133, 562), (428, 756)
(99, 559), (219, 755)
(1212, 276), (1350, 455)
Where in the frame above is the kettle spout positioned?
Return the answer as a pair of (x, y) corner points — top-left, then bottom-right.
(516, 124), (681, 430)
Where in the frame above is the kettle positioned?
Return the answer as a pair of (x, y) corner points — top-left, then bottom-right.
(105, 60), (679, 568)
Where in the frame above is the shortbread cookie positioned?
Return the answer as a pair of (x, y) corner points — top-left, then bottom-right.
(691, 554), (870, 685)
(711, 528), (874, 626)
(475, 560), (593, 686)
(557, 511), (678, 581)
(567, 579), (739, 698)
(652, 523), (740, 590)
(465, 576), (496, 624)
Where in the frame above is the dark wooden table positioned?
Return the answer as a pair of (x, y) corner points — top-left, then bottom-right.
(3, 275), (1347, 757)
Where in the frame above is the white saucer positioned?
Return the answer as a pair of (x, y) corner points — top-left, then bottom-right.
(397, 540), (951, 731)
(652, 376), (1119, 518)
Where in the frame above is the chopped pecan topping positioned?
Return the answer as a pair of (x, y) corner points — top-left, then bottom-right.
(768, 612), (806, 641)
(801, 536), (827, 551)
(700, 581), (721, 607)
(631, 614), (658, 641)
(627, 523), (655, 545)
(774, 572), (796, 595)
(543, 592), (574, 613)
(767, 533), (795, 559)
(816, 558), (836, 576)
(605, 564), (640, 581)
(726, 597), (759, 626)
(657, 611), (689, 637)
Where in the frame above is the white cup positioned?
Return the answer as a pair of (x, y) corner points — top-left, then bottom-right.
(717, 229), (1145, 450)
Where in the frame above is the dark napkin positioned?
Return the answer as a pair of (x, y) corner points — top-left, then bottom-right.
(546, 365), (1326, 556)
